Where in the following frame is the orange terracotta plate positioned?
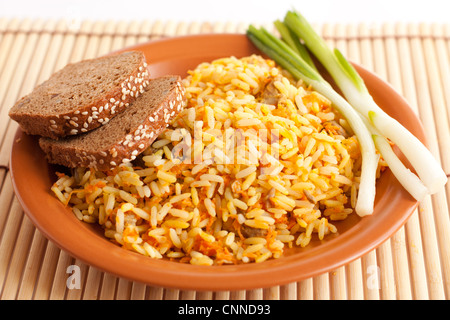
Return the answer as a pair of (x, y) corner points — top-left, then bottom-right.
(10, 34), (422, 291)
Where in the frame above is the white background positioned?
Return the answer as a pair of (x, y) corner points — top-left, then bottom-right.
(0, 0), (449, 24)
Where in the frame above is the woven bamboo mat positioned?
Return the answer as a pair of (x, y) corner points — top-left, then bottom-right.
(0, 18), (449, 300)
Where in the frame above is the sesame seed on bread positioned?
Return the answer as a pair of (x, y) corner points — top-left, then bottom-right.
(38, 75), (186, 171)
(9, 51), (151, 139)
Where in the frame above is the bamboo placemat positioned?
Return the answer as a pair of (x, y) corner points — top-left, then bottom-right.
(0, 18), (449, 300)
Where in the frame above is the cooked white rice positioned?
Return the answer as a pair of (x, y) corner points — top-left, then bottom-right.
(52, 55), (386, 265)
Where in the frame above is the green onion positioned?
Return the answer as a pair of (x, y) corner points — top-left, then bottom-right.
(283, 10), (447, 195)
(247, 25), (379, 216)
(273, 20), (318, 73)
(360, 116), (428, 201)
(373, 134), (428, 201)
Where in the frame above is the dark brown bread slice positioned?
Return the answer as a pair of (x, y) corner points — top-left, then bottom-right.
(9, 51), (150, 139)
(39, 75), (186, 171)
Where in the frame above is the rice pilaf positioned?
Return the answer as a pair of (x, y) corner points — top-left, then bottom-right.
(52, 55), (386, 265)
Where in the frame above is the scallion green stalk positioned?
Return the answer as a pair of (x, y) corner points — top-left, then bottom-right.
(273, 20), (318, 73)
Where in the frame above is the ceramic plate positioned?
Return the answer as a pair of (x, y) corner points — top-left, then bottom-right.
(10, 34), (422, 290)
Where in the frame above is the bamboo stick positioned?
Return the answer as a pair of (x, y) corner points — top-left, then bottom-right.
(83, 21), (106, 59)
(196, 290), (214, 300)
(230, 290), (246, 300)
(187, 21), (201, 35)
(137, 20), (153, 44)
(48, 252), (75, 299)
(176, 21), (189, 36)
(0, 19), (42, 161)
(163, 20), (178, 37)
(146, 285), (164, 300)
(262, 286), (279, 300)
(408, 22), (446, 300)
(214, 290), (230, 300)
(0, 165), (16, 242)
(123, 20), (140, 47)
(0, 197), (26, 299)
(328, 267), (346, 300)
(81, 267), (102, 300)
(0, 19), (31, 114)
(246, 288), (263, 300)
(0, 215), (37, 299)
(150, 20), (164, 40)
(98, 273), (118, 300)
(180, 290), (197, 300)
(68, 20), (93, 63)
(164, 288), (180, 300)
(111, 20), (127, 51)
(439, 24), (450, 123)
(313, 273), (330, 300)
(16, 230), (48, 300)
(96, 20), (115, 57)
(0, 20), (20, 107)
(115, 279), (133, 299)
(298, 277), (313, 300)
(395, 22), (430, 300)
(279, 282), (296, 300)
(32, 242), (61, 299)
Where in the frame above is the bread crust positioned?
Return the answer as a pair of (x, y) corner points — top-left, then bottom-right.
(39, 76), (186, 171)
(9, 51), (151, 139)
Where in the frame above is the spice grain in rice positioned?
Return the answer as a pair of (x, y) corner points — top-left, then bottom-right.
(52, 55), (386, 265)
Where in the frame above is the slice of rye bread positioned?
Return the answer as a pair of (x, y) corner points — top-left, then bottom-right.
(39, 75), (186, 171)
(9, 51), (151, 139)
